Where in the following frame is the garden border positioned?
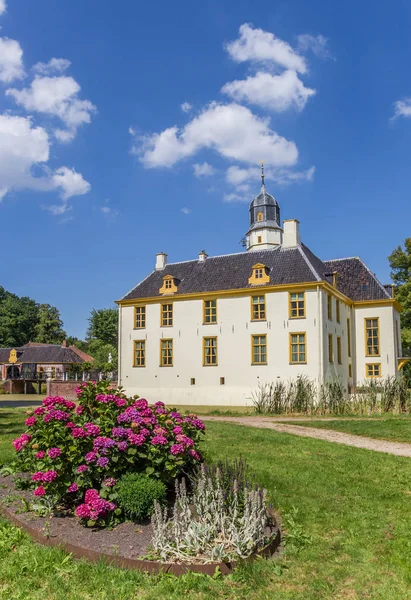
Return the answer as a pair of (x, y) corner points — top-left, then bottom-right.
(0, 503), (281, 576)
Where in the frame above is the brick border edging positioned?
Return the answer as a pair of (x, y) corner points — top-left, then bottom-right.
(0, 503), (281, 576)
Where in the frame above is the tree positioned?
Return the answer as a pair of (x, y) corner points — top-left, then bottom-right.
(87, 308), (118, 346)
(66, 336), (90, 353)
(88, 339), (118, 371)
(0, 288), (39, 347)
(34, 304), (66, 344)
(389, 238), (411, 350)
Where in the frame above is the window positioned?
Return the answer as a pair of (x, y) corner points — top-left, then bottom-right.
(220, 377), (225, 385)
(252, 335), (267, 365)
(327, 294), (332, 320)
(161, 304), (173, 327)
(134, 306), (146, 329)
(328, 334), (334, 363)
(251, 295), (266, 320)
(203, 299), (217, 324)
(257, 236), (262, 244)
(289, 292), (305, 318)
(190, 378), (196, 386)
(257, 211), (263, 222)
(248, 263), (270, 285)
(366, 363), (381, 378)
(160, 339), (173, 366)
(348, 364), (352, 378)
(347, 318), (351, 357)
(337, 336), (342, 364)
(159, 275), (177, 294)
(165, 279), (173, 290)
(290, 333), (306, 364)
(203, 337), (218, 366)
(336, 300), (340, 323)
(365, 318), (380, 356)
(133, 340), (146, 367)
(395, 321), (401, 356)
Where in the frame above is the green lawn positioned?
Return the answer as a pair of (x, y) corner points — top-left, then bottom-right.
(1, 410), (411, 599)
(280, 417), (411, 444)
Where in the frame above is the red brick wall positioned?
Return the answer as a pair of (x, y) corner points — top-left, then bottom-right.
(46, 381), (117, 399)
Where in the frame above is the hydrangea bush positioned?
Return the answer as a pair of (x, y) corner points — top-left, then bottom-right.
(12, 381), (205, 527)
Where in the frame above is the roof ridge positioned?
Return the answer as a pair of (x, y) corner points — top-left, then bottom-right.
(165, 247), (282, 265)
(297, 245), (321, 282)
(325, 256), (361, 262)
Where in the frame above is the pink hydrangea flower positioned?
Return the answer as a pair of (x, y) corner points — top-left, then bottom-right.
(67, 482), (79, 493)
(173, 426), (183, 435)
(47, 447), (61, 459)
(189, 449), (201, 461)
(34, 407), (46, 416)
(25, 417), (36, 427)
(170, 443), (185, 455)
(85, 452), (97, 463)
(84, 422), (100, 436)
(34, 486), (46, 496)
(72, 427), (87, 438)
(35, 450), (46, 459)
(103, 478), (116, 487)
(77, 464), (88, 473)
(96, 457), (109, 468)
(151, 435), (167, 446)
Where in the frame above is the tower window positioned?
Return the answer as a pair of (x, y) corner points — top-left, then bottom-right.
(365, 318), (380, 356)
(190, 377), (196, 385)
(248, 263), (270, 285)
(257, 211), (263, 222)
(257, 236), (262, 244)
(220, 377), (225, 385)
(159, 275), (178, 295)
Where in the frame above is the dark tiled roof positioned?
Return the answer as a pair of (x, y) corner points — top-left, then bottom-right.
(122, 245), (333, 301)
(0, 345), (87, 364)
(122, 246), (391, 303)
(323, 257), (391, 301)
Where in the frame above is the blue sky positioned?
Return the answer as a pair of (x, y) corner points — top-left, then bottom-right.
(1, 0), (411, 338)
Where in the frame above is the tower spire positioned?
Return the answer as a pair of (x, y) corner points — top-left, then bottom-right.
(260, 161), (265, 187)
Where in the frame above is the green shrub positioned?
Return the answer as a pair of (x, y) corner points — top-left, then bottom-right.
(117, 473), (166, 522)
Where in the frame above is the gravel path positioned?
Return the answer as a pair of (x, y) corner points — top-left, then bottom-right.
(203, 416), (411, 458)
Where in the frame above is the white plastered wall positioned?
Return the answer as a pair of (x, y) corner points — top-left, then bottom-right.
(119, 288), (323, 406)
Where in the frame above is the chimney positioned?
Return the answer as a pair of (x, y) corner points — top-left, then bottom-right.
(282, 219), (301, 248)
(155, 252), (167, 270)
(198, 250), (208, 262)
(62, 340), (67, 348)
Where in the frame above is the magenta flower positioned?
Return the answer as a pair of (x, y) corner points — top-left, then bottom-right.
(12, 433), (32, 452)
(189, 449), (201, 461)
(96, 457), (109, 468)
(170, 443), (185, 455)
(35, 450), (46, 459)
(67, 482), (79, 493)
(151, 435), (167, 446)
(85, 452), (97, 463)
(43, 470), (58, 482)
(84, 422), (100, 436)
(34, 407), (46, 416)
(117, 441), (128, 452)
(32, 471), (45, 482)
(47, 447), (61, 459)
(134, 398), (148, 410)
(34, 486), (46, 496)
(72, 427), (87, 438)
(103, 477), (116, 487)
(75, 503), (91, 518)
(128, 433), (145, 446)
(25, 416), (36, 427)
(77, 464), (88, 473)
(173, 426), (183, 435)
(75, 406), (84, 415)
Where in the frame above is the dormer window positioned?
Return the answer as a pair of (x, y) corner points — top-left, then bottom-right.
(257, 211), (263, 222)
(159, 275), (178, 295)
(248, 263), (270, 285)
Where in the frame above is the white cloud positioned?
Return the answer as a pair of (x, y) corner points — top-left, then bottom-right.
(0, 37), (25, 82)
(33, 57), (71, 75)
(136, 102), (298, 169)
(297, 34), (332, 60)
(222, 70), (315, 112)
(7, 75), (96, 141)
(100, 200), (119, 218)
(181, 102), (192, 113)
(392, 98), (411, 120)
(0, 0), (6, 15)
(181, 207), (192, 214)
(225, 23), (307, 73)
(43, 203), (72, 216)
(0, 114), (90, 207)
(193, 162), (215, 177)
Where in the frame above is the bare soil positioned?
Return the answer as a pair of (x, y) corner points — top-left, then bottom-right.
(0, 475), (153, 559)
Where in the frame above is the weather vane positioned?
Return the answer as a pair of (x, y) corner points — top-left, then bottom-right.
(260, 160), (265, 185)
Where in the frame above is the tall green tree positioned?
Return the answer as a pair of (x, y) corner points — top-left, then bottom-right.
(0, 288), (39, 347)
(34, 304), (66, 344)
(389, 238), (411, 350)
(87, 308), (118, 346)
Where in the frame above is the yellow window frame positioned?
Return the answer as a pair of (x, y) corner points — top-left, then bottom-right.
(289, 332), (307, 364)
(337, 336), (342, 364)
(328, 333), (334, 363)
(134, 305), (146, 329)
(160, 339), (173, 367)
(336, 300), (340, 323)
(327, 294), (333, 320)
(133, 340), (146, 367)
(364, 317), (380, 356)
(252, 334), (267, 365)
(161, 303), (173, 327)
(366, 363), (381, 378)
(251, 295), (266, 320)
(203, 337), (218, 366)
(289, 292), (305, 319)
(347, 318), (351, 357)
(203, 299), (217, 324)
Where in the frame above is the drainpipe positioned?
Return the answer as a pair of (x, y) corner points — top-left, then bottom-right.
(118, 305), (122, 387)
(317, 285), (324, 390)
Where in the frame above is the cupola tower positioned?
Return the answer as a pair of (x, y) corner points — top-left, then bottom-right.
(245, 165), (283, 251)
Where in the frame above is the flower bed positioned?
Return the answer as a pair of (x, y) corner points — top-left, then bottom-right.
(3, 382), (280, 570)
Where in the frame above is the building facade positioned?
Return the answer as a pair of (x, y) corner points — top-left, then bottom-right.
(117, 176), (404, 406)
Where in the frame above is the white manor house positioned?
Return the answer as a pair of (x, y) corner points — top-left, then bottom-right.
(117, 174), (404, 406)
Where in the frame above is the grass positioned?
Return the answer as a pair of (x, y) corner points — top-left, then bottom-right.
(1, 410), (411, 598)
(280, 417), (411, 444)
